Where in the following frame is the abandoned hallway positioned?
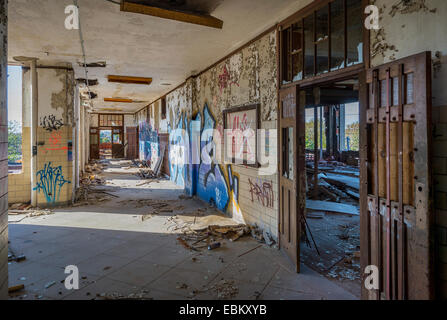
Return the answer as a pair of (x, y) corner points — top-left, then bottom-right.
(2, 0), (447, 302)
(7, 160), (356, 300)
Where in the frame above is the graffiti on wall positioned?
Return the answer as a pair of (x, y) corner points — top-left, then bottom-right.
(248, 178), (274, 208)
(40, 115), (64, 132)
(224, 105), (258, 164)
(218, 65), (239, 95)
(139, 121), (159, 164)
(169, 103), (242, 218)
(33, 162), (71, 203)
(44, 132), (69, 154)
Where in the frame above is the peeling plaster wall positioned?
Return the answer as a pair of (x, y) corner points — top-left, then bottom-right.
(0, 0), (7, 300)
(371, 0), (447, 298)
(165, 31), (278, 237)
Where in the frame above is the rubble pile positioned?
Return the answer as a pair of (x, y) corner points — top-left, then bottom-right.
(175, 224), (276, 252)
(74, 161), (117, 205)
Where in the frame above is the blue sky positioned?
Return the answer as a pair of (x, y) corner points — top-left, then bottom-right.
(8, 65), (22, 124)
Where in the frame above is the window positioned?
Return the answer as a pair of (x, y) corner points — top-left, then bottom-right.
(281, 0), (364, 84)
(8, 66), (23, 173)
(282, 127), (294, 179)
(99, 114), (123, 127)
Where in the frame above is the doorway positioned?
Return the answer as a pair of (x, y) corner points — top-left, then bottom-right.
(278, 52), (434, 300)
(301, 79), (361, 297)
(99, 129), (112, 159)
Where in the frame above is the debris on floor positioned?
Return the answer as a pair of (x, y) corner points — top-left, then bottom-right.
(301, 212), (361, 297)
(209, 279), (239, 300)
(136, 168), (159, 180)
(174, 222), (278, 253)
(8, 207), (54, 223)
(8, 284), (25, 294)
(96, 290), (153, 300)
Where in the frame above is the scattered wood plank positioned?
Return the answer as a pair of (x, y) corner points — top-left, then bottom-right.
(306, 200), (359, 216)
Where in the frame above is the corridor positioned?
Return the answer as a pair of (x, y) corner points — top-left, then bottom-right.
(8, 160), (356, 300)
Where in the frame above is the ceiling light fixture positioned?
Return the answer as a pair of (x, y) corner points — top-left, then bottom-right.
(108, 75), (153, 85)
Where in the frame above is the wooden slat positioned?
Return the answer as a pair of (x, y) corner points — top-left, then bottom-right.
(121, 1), (223, 29)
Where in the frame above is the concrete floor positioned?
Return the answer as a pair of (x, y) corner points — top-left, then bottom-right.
(8, 160), (357, 300)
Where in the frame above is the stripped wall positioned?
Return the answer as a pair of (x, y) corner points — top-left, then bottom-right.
(165, 31), (279, 237)
(0, 0), (8, 299)
(371, 0), (447, 298)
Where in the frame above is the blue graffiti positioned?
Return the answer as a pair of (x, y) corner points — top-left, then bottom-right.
(169, 103), (233, 212)
(139, 122), (159, 162)
(34, 162), (71, 203)
(170, 113), (186, 187)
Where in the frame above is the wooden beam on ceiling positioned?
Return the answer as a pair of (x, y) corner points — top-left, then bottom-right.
(107, 75), (153, 85)
(120, 1), (223, 29)
(104, 98), (134, 103)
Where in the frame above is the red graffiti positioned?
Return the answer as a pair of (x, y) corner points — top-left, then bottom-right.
(44, 132), (68, 153)
(231, 113), (255, 157)
(248, 178), (274, 208)
(218, 65), (239, 94)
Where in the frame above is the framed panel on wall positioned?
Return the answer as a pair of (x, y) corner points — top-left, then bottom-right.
(223, 104), (260, 167)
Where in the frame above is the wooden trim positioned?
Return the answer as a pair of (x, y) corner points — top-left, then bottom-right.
(282, 63), (364, 89)
(104, 98), (134, 103)
(222, 104), (260, 168)
(121, 1), (223, 29)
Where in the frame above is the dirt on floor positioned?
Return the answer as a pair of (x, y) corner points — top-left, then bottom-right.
(301, 212), (361, 298)
(9, 160), (355, 301)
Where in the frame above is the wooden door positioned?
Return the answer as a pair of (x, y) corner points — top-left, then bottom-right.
(126, 127), (139, 160)
(89, 128), (99, 160)
(112, 128), (125, 159)
(279, 85), (306, 272)
(360, 52), (433, 300)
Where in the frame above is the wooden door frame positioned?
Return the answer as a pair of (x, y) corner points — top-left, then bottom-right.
(276, 21), (365, 269)
(89, 127), (100, 160)
(278, 85), (302, 272)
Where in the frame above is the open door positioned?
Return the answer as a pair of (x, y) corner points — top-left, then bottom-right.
(89, 128), (99, 160)
(360, 52), (434, 300)
(279, 85), (306, 272)
(112, 128), (125, 159)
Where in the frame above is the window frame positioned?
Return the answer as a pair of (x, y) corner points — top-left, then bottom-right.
(280, 0), (367, 87)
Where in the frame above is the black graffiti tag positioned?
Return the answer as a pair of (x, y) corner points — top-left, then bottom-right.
(40, 115), (64, 132)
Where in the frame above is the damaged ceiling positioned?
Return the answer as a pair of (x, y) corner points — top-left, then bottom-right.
(8, 0), (311, 113)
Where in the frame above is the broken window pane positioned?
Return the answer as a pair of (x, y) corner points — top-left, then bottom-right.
(292, 52), (303, 82)
(291, 22), (303, 81)
(406, 73), (414, 104)
(346, 0), (363, 66)
(317, 39), (329, 75)
(392, 77), (399, 106)
(282, 28), (291, 84)
(316, 6), (329, 42)
(331, 0), (345, 71)
(316, 6), (329, 75)
(288, 127), (294, 179)
(304, 14), (315, 78)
